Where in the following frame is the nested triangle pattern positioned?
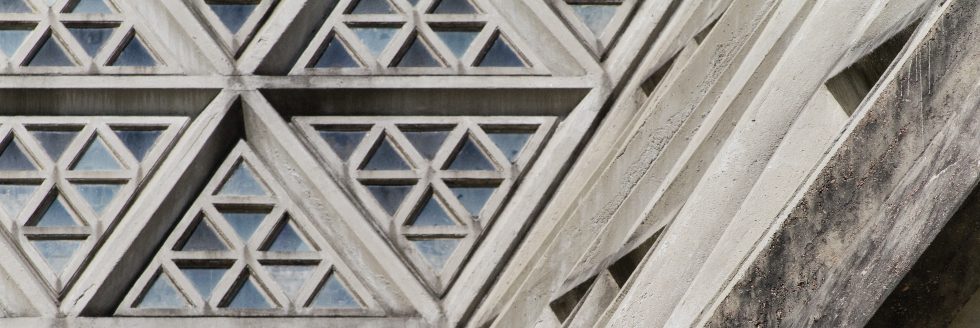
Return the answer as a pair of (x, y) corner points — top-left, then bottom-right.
(121, 142), (384, 316)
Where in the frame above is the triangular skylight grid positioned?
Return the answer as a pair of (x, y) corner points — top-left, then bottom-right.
(0, 118), (182, 295)
(553, 0), (635, 56)
(294, 117), (555, 293)
(293, 0), (544, 74)
(119, 141), (384, 316)
(192, 0), (277, 57)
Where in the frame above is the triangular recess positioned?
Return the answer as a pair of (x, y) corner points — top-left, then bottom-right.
(395, 35), (441, 67)
(30, 129), (79, 161)
(30, 239), (83, 274)
(180, 266), (228, 300)
(220, 210), (267, 242)
(74, 183), (122, 216)
(367, 184), (413, 216)
(314, 36), (360, 68)
(477, 34), (524, 67)
(177, 218), (228, 251)
(411, 238), (460, 270)
(351, 26), (399, 57)
(67, 0), (113, 13)
(433, 29), (479, 58)
(408, 195), (455, 227)
(568, 3), (620, 36)
(362, 137), (410, 170)
(217, 161), (269, 196)
(0, 28), (31, 57)
(265, 264), (315, 300)
(138, 272), (189, 309)
(110, 35), (157, 67)
(113, 128), (162, 162)
(206, 2), (258, 34)
(487, 131), (532, 162)
(27, 34), (75, 67)
(0, 183), (38, 219)
(264, 219), (311, 252)
(349, 0), (395, 14)
(403, 130), (449, 160)
(0, 139), (37, 171)
(450, 186), (495, 217)
(448, 136), (495, 171)
(310, 271), (360, 308)
(30, 195), (79, 227)
(318, 129), (366, 160)
(72, 136), (122, 171)
(225, 276), (274, 309)
(430, 0), (477, 14)
(0, 0), (32, 13)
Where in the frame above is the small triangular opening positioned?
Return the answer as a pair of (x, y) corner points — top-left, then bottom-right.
(30, 129), (79, 161)
(113, 128), (163, 162)
(71, 136), (122, 171)
(402, 129), (449, 160)
(477, 33), (524, 67)
(0, 27), (32, 57)
(447, 136), (495, 171)
(137, 272), (189, 309)
(27, 33), (75, 67)
(180, 266), (228, 300)
(313, 36), (360, 68)
(177, 218), (229, 251)
(317, 129), (367, 160)
(225, 275), (273, 309)
(265, 264), (315, 300)
(74, 183), (122, 216)
(217, 161), (269, 196)
(430, 0), (477, 14)
(351, 26), (399, 57)
(433, 28), (480, 58)
(67, 0), (112, 14)
(568, 3), (620, 36)
(206, 2), (258, 34)
(30, 195), (80, 227)
(310, 271), (361, 308)
(109, 34), (157, 67)
(449, 185), (496, 217)
(30, 238), (83, 274)
(348, 0), (395, 14)
(219, 210), (267, 242)
(0, 0), (32, 13)
(411, 238), (460, 270)
(0, 139), (37, 171)
(362, 136), (410, 170)
(549, 276), (596, 323)
(486, 130), (532, 162)
(0, 183), (38, 219)
(264, 219), (312, 252)
(408, 194), (455, 227)
(366, 184), (413, 216)
(395, 34), (441, 67)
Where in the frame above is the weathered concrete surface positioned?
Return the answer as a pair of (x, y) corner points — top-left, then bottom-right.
(705, 0), (980, 326)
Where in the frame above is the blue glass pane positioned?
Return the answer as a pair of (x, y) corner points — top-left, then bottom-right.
(138, 273), (188, 309)
(349, 0), (394, 14)
(27, 34), (74, 66)
(403, 130), (448, 160)
(68, 0), (112, 13)
(366, 184), (412, 215)
(411, 239), (459, 270)
(448, 137), (494, 171)
(450, 186), (495, 216)
(72, 137), (121, 171)
(351, 26), (398, 57)
(487, 131), (531, 162)
(0, 0), (29, 12)
(113, 129), (162, 162)
(0, 183), (37, 219)
(30, 239), (82, 273)
(477, 35), (523, 67)
(217, 162), (268, 196)
(180, 267), (227, 300)
(111, 36), (156, 66)
(311, 273), (359, 308)
(207, 2), (257, 33)
(0, 28), (31, 56)
(32, 195), (78, 227)
(431, 0), (476, 14)
(362, 137), (410, 170)
(178, 219), (228, 251)
(30, 130), (78, 161)
(433, 29), (479, 58)
(409, 195), (454, 226)
(226, 277), (272, 309)
(75, 183), (121, 216)
(313, 37), (360, 68)
(265, 221), (311, 252)
(569, 4), (619, 35)
(318, 130), (366, 160)
(67, 26), (113, 56)
(265, 265), (315, 299)
(407, 0), (419, 6)
(0, 140), (36, 171)
(396, 36), (440, 67)
(220, 210), (266, 242)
